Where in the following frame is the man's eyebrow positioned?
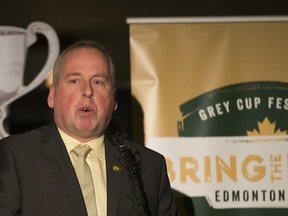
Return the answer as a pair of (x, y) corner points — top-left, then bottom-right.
(64, 72), (81, 78)
(93, 74), (108, 79)
(64, 72), (109, 80)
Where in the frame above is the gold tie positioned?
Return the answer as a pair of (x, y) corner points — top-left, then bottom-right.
(73, 145), (97, 216)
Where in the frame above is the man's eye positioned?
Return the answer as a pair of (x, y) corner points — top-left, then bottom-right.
(95, 80), (104, 85)
(69, 79), (78, 84)
(93, 79), (106, 87)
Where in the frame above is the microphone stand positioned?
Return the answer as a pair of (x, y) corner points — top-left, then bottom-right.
(112, 132), (151, 216)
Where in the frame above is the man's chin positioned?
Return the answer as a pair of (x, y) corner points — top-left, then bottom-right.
(77, 123), (103, 136)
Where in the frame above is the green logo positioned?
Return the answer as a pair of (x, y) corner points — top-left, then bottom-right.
(178, 81), (288, 137)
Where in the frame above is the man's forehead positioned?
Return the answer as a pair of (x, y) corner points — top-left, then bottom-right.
(64, 71), (108, 79)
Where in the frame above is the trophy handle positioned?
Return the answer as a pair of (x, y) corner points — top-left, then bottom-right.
(17, 21), (60, 98)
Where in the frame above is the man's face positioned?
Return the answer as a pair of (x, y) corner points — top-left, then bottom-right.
(47, 47), (117, 142)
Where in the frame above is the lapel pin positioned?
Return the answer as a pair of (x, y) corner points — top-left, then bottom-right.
(112, 165), (121, 172)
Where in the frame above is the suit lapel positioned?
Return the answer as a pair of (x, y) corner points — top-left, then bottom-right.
(41, 123), (88, 216)
(105, 135), (125, 216)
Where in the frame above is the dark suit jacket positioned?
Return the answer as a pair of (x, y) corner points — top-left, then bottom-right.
(0, 123), (178, 216)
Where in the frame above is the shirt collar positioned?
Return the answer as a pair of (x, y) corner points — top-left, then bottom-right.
(57, 127), (105, 162)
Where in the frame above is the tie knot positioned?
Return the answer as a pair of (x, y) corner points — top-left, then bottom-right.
(72, 145), (92, 158)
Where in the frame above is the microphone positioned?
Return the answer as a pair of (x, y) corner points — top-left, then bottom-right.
(112, 132), (151, 216)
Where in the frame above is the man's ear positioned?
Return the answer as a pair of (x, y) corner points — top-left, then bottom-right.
(114, 88), (118, 111)
(114, 101), (118, 111)
(47, 85), (55, 108)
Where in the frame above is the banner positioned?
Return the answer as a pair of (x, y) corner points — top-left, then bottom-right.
(128, 17), (288, 215)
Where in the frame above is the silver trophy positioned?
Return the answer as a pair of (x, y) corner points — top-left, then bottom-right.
(0, 22), (59, 138)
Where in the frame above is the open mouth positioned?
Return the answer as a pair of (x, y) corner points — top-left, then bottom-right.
(81, 108), (92, 112)
(80, 107), (93, 113)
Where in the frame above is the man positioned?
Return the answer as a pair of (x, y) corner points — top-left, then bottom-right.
(0, 40), (178, 216)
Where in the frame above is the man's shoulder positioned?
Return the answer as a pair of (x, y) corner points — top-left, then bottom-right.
(105, 132), (165, 163)
(0, 123), (55, 146)
(130, 141), (163, 157)
(126, 141), (167, 169)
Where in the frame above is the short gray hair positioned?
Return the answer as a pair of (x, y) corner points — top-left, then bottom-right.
(52, 40), (115, 88)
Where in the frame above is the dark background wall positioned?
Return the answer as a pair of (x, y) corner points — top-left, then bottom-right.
(1, 0), (287, 141)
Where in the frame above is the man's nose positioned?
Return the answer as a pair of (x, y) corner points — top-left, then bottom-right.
(82, 82), (94, 98)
